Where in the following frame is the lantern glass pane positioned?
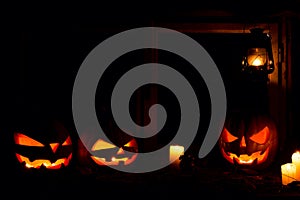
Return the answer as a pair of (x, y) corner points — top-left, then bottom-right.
(247, 48), (267, 66)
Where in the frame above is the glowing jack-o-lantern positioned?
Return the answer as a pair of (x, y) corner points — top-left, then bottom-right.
(218, 111), (278, 170)
(14, 120), (73, 169)
(78, 127), (138, 168)
(90, 137), (138, 166)
(77, 124), (139, 170)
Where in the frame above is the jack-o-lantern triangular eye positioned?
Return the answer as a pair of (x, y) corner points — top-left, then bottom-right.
(250, 126), (270, 144)
(91, 139), (116, 151)
(124, 139), (137, 147)
(222, 128), (238, 143)
(62, 136), (72, 146)
(14, 133), (44, 147)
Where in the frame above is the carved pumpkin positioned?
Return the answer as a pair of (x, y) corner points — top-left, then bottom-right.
(78, 127), (138, 168)
(218, 111), (278, 170)
(14, 120), (73, 169)
(90, 137), (138, 166)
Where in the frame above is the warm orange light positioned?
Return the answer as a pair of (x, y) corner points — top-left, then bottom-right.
(91, 154), (137, 166)
(222, 128), (238, 143)
(169, 145), (184, 169)
(62, 136), (72, 146)
(90, 139), (138, 166)
(169, 145), (184, 162)
(240, 136), (246, 147)
(292, 151), (300, 163)
(292, 151), (300, 181)
(281, 163), (297, 185)
(252, 57), (264, 66)
(91, 139), (116, 151)
(49, 143), (60, 153)
(16, 153), (72, 169)
(221, 147), (269, 165)
(250, 126), (270, 144)
(124, 140), (136, 147)
(247, 48), (267, 66)
(14, 133), (44, 147)
(14, 123), (73, 170)
(117, 147), (125, 155)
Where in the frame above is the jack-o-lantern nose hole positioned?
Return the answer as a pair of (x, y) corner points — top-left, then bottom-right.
(50, 143), (60, 153)
(240, 136), (246, 147)
(117, 147), (125, 155)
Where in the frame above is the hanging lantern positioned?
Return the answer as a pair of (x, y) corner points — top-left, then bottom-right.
(241, 28), (275, 75)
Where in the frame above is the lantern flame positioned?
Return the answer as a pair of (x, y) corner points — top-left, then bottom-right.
(252, 56), (264, 66)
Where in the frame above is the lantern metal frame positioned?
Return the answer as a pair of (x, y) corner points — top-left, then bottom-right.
(241, 28), (275, 75)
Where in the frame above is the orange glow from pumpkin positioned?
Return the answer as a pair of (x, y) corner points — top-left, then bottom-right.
(15, 153), (72, 169)
(50, 143), (60, 153)
(222, 128), (238, 143)
(62, 136), (72, 145)
(221, 147), (270, 165)
(221, 126), (271, 165)
(91, 154), (137, 166)
(250, 127), (270, 144)
(90, 139), (138, 166)
(240, 136), (246, 147)
(117, 147), (125, 155)
(14, 133), (44, 146)
(14, 132), (73, 169)
(92, 139), (116, 150)
(124, 140), (136, 147)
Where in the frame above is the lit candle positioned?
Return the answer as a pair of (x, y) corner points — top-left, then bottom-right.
(169, 145), (184, 168)
(292, 151), (300, 181)
(281, 163), (297, 185)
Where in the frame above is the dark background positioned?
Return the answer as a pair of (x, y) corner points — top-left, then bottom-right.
(2, 1), (300, 198)
(5, 0), (300, 169)
(12, 11), (270, 156)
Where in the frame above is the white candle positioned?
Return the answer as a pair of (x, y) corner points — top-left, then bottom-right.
(292, 151), (300, 181)
(169, 145), (184, 168)
(281, 163), (297, 185)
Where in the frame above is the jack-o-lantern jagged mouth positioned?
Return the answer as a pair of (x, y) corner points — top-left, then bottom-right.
(221, 147), (270, 165)
(16, 153), (72, 169)
(91, 154), (138, 166)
